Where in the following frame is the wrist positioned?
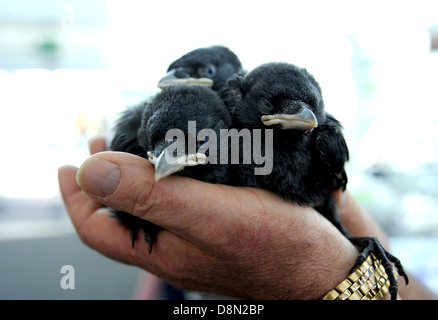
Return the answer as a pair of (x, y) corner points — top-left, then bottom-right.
(306, 231), (359, 300)
(267, 211), (360, 300)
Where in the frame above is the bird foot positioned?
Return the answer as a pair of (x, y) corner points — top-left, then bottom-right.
(348, 236), (409, 300)
(111, 210), (162, 255)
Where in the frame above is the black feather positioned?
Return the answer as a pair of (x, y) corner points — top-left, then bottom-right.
(109, 102), (148, 157)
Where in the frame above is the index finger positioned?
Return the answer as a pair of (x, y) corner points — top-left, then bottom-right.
(58, 165), (103, 227)
(89, 135), (107, 154)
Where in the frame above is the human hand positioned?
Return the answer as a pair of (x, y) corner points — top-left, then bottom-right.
(58, 139), (360, 299)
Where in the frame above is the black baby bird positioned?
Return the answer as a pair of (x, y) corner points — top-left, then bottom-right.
(222, 62), (348, 228)
(221, 62), (408, 299)
(138, 85), (232, 184)
(110, 85), (232, 254)
(158, 45), (243, 92)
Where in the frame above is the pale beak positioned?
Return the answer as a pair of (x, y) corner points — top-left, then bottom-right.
(261, 105), (318, 132)
(150, 148), (207, 181)
(157, 69), (213, 88)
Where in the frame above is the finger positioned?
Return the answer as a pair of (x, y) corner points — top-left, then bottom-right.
(58, 165), (104, 232)
(89, 135), (107, 154)
(338, 190), (389, 248)
(332, 189), (343, 209)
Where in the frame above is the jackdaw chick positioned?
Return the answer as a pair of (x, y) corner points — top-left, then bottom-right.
(139, 85), (232, 183)
(158, 45), (243, 92)
(222, 62), (348, 226)
(221, 62), (408, 299)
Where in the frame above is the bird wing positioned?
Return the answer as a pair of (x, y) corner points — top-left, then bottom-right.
(313, 113), (349, 191)
(109, 103), (147, 156)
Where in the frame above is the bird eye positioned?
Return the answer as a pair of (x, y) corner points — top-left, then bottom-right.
(259, 98), (274, 114)
(205, 65), (216, 78)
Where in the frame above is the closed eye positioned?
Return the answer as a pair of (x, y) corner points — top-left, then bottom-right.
(258, 98), (274, 114)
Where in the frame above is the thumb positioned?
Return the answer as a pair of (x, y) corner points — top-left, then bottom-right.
(76, 151), (157, 214)
(75, 151), (246, 241)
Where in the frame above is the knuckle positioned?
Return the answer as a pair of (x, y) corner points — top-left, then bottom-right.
(127, 180), (163, 218)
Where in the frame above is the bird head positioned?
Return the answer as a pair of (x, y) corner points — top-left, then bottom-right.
(158, 46), (243, 92)
(138, 85), (232, 182)
(223, 62), (325, 132)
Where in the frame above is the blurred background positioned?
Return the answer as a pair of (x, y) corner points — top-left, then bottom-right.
(1, 0), (437, 299)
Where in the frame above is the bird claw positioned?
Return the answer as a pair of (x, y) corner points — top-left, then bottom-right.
(348, 236), (409, 300)
(111, 210), (162, 255)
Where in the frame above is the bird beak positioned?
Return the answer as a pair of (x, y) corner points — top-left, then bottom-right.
(147, 151), (156, 165)
(151, 148), (207, 181)
(261, 104), (318, 131)
(157, 69), (213, 88)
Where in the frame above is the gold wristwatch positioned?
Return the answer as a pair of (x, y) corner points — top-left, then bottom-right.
(322, 252), (396, 300)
